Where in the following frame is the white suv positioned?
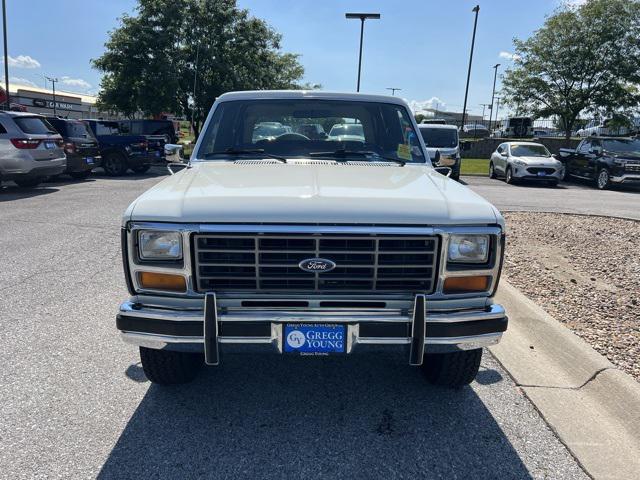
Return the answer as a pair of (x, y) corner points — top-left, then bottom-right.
(0, 112), (66, 187)
(116, 91), (508, 388)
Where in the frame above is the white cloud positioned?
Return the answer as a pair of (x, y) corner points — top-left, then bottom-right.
(60, 76), (91, 90)
(4, 55), (41, 69)
(406, 97), (446, 115)
(1, 76), (37, 87)
(499, 51), (521, 61)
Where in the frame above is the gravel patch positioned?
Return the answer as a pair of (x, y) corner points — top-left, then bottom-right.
(503, 212), (640, 381)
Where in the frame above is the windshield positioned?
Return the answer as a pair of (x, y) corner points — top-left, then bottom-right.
(510, 144), (551, 157)
(419, 127), (458, 148)
(602, 139), (640, 154)
(196, 99), (426, 163)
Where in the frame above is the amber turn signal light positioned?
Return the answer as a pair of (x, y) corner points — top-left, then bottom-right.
(443, 275), (490, 294)
(138, 272), (186, 292)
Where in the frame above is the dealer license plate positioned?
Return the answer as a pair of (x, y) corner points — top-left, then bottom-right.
(44, 141), (56, 150)
(284, 323), (346, 355)
(537, 171), (547, 176)
(85, 157), (94, 165)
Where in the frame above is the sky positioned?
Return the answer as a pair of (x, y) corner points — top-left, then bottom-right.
(3, 0), (580, 117)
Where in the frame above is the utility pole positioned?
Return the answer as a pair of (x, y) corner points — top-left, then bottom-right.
(346, 13), (380, 92)
(460, 5), (480, 130)
(2, 0), (9, 110)
(386, 87), (401, 96)
(45, 76), (58, 116)
(489, 64), (500, 131)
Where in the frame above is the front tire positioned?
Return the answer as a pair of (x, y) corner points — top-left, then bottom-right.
(489, 162), (497, 179)
(596, 167), (610, 190)
(140, 347), (203, 385)
(103, 152), (128, 176)
(421, 349), (482, 388)
(505, 166), (516, 184)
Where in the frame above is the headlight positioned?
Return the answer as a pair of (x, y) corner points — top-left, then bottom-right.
(613, 158), (626, 165)
(448, 234), (490, 263)
(138, 230), (182, 260)
(512, 159), (526, 166)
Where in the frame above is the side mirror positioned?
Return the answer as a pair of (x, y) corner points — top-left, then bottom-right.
(164, 143), (185, 163)
(433, 150), (441, 165)
(434, 166), (452, 177)
(591, 146), (603, 156)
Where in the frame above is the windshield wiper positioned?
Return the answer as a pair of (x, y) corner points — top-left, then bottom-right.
(308, 149), (406, 166)
(201, 148), (287, 163)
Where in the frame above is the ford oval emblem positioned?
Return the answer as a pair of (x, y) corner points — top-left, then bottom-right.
(299, 258), (336, 273)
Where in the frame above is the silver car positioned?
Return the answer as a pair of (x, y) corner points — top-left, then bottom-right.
(489, 141), (564, 186)
(0, 112), (66, 188)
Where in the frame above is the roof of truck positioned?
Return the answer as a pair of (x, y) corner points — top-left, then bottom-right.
(216, 90), (408, 106)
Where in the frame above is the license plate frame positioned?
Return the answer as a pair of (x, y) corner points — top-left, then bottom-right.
(283, 323), (346, 356)
(85, 156), (94, 165)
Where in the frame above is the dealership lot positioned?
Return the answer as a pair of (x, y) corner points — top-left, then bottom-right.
(463, 175), (640, 220)
(0, 172), (588, 479)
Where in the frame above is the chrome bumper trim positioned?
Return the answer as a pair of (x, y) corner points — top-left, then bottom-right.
(118, 301), (506, 324)
(611, 174), (640, 183)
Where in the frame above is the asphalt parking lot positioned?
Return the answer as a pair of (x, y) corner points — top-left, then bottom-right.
(0, 171), (589, 479)
(463, 175), (640, 220)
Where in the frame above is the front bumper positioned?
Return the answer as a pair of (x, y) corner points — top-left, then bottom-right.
(117, 295), (507, 366)
(512, 165), (562, 181)
(611, 173), (640, 184)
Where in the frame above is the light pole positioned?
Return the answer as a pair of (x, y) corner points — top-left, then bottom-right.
(494, 97), (502, 129)
(2, 0), (9, 110)
(489, 63), (500, 131)
(386, 87), (401, 96)
(460, 5), (480, 130)
(345, 13), (380, 92)
(45, 76), (58, 116)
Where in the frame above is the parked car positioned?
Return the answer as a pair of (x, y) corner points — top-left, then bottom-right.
(557, 136), (640, 189)
(116, 90), (508, 387)
(46, 117), (101, 179)
(83, 120), (152, 176)
(118, 119), (177, 161)
(418, 124), (461, 180)
(0, 112), (65, 187)
(492, 117), (534, 138)
(118, 119), (178, 144)
(327, 123), (365, 141)
(576, 118), (640, 137)
(489, 141), (564, 186)
(460, 124), (490, 138)
(295, 123), (328, 140)
(252, 122), (292, 142)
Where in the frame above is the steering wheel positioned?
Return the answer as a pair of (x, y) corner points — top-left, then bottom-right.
(274, 133), (310, 142)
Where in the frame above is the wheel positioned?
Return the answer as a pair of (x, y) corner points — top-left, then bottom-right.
(102, 152), (128, 176)
(131, 164), (151, 174)
(505, 166), (516, 184)
(69, 171), (91, 180)
(14, 177), (42, 187)
(139, 347), (203, 385)
(596, 167), (610, 190)
(489, 162), (497, 179)
(421, 349), (483, 388)
(450, 168), (460, 181)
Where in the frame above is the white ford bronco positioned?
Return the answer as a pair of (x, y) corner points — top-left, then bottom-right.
(117, 91), (507, 387)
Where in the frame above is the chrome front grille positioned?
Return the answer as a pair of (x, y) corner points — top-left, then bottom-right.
(625, 161), (640, 173)
(193, 233), (439, 294)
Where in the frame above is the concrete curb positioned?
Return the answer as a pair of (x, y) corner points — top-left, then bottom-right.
(490, 280), (640, 480)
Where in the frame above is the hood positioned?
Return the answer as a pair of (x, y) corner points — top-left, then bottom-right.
(126, 162), (499, 226)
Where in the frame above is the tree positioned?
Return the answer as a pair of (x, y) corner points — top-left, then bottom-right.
(501, 0), (640, 139)
(93, 0), (307, 129)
